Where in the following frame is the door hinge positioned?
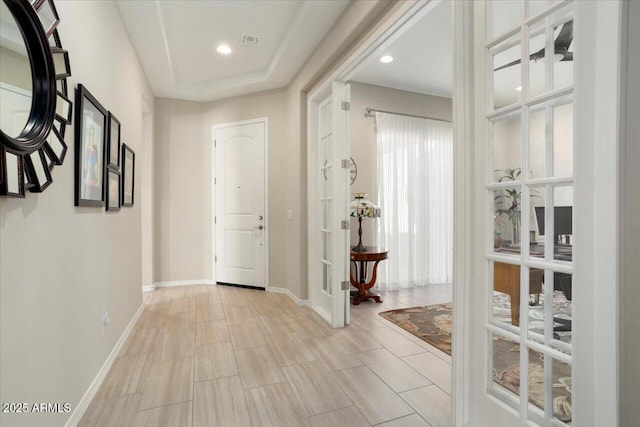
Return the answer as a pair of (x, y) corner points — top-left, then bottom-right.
(214, 177), (217, 185)
(215, 255), (217, 263)
(214, 140), (216, 148)
(341, 281), (350, 291)
(214, 216), (217, 224)
(341, 101), (350, 111)
(341, 220), (349, 230)
(341, 159), (349, 168)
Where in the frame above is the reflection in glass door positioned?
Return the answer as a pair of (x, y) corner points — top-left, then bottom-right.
(487, 1), (575, 424)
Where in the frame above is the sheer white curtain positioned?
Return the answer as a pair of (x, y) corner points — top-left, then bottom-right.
(375, 112), (453, 290)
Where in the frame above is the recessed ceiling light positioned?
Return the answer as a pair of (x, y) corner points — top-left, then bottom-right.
(217, 44), (232, 55)
(516, 86), (522, 91)
(380, 55), (394, 64)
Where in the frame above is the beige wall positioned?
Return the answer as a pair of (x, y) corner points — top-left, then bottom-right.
(0, 1), (154, 426)
(153, 90), (289, 287)
(347, 82), (452, 246)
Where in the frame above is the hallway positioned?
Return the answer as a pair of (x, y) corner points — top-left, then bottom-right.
(80, 285), (452, 426)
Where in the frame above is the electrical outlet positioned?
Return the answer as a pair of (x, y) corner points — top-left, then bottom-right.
(101, 311), (111, 337)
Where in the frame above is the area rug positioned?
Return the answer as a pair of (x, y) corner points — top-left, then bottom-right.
(379, 302), (572, 422)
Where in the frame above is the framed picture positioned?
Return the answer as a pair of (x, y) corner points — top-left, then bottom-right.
(106, 112), (120, 169)
(75, 84), (107, 207)
(106, 168), (120, 212)
(121, 144), (135, 206)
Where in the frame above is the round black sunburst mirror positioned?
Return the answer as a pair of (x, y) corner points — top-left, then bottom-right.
(0, 0), (71, 197)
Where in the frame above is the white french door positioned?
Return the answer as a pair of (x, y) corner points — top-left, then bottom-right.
(467, 1), (620, 426)
(214, 120), (267, 288)
(308, 82), (350, 328)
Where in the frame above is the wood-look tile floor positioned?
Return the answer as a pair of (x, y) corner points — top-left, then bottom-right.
(80, 284), (452, 427)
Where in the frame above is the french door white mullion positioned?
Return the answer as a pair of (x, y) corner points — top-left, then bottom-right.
(487, 322), (573, 366)
(523, 86), (573, 108)
(489, 318), (521, 336)
(486, 253), (572, 272)
(487, 176), (573, 189)
(525, 339), (572, 365)
(486, 27), (521, 50)
(486, 86), (574, 120)
(487, 322), (522, 345)
(487, 103), (521, 120)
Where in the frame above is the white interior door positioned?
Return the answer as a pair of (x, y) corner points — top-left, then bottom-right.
(467, 1), (620, 425)
(309, 83), (350, 327)
(214, 120), (267, 288)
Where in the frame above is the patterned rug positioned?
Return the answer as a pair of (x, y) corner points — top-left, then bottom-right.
(379, 302), (572, 422)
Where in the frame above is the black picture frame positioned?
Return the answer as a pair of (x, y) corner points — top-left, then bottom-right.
(106, 112), (121, 169)
(75, 84), (107, 207)
(121, 144), (135, 206)
(106, 168), (121, 212)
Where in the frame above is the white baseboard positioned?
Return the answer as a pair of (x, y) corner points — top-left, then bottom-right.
(153, 279), (215, 288)
(142, 284), (155, 292)
(65, 303), (144, 427)
(267, 286), (308, 306)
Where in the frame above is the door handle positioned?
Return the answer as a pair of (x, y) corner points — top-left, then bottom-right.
(254, 225), (264, 230)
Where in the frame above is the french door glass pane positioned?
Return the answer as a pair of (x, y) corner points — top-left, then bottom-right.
(527, 348), (546, 421)
(490, 331), (521, 398)
(552, 357), (572, 423)
(553, 103), (573, 177)
(552, 17), (574, 91)
(493, 186), (521, 247)
(492, 261), (520, 327)
(528, 28), (547, 98)
(527, 266), (544, 343)
(552, 272), (572, 350)
(488, 0), (522, 40)
(530, 186), (546, 251)
(492, 114), (522, 183)
(492, 41), (522, 109)
(528, 106), (546, 179)
(526, 0), (549, 18)
(553, 185), (573, 261)
(322, 262), (331, 295)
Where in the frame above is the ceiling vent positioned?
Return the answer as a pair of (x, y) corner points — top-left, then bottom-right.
(240, 34), (260, 46)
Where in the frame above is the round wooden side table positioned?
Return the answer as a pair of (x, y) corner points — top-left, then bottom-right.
(349, 246), (388, 305)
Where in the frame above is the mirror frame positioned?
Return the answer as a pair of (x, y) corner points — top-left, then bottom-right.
(0, 0), (71, 197)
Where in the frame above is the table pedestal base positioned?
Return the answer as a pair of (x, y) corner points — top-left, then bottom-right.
(350, 290), (382, 305)
(349, 249), (388, 305)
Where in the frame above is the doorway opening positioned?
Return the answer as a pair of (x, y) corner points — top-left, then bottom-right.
(346, 0), (454, 321)
(307, 0), (463, 424)
(347, 0), (455, 412)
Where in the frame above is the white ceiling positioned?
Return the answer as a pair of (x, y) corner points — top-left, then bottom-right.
(351, 0), (453, 98)
(351, 1), (572, 106)
(115, 0), (350, 102)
